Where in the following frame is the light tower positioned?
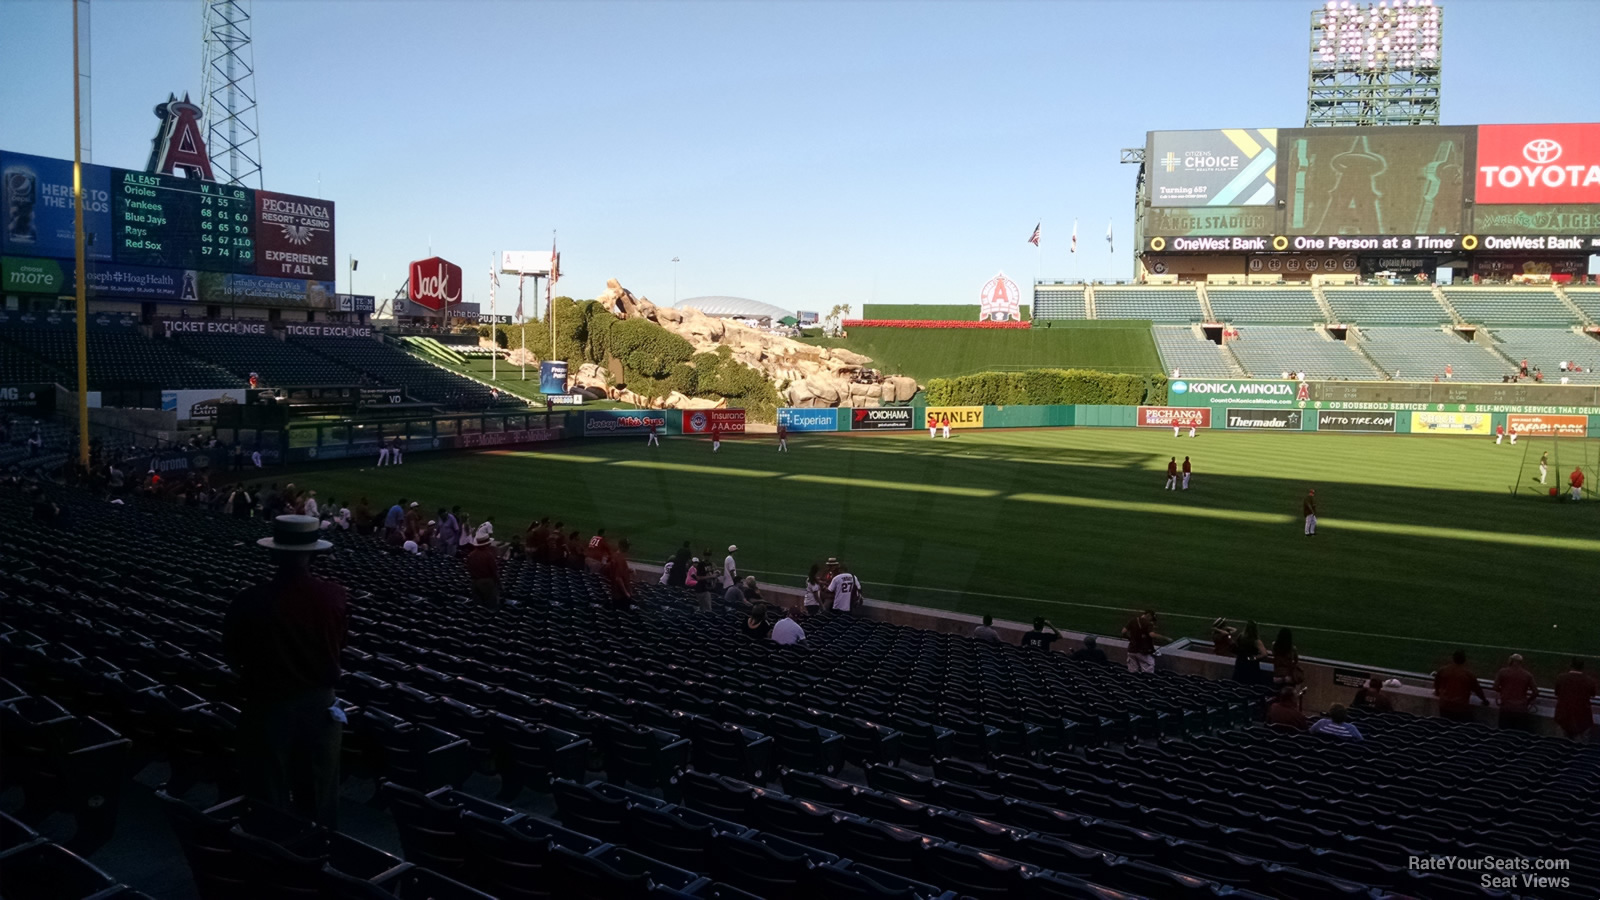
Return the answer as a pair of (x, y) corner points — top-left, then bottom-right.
(200, 0), (262, 186)
(1306, 0), (1442, 127)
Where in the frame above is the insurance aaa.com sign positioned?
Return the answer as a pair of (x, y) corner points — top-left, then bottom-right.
(1167, 379), (1299, 408)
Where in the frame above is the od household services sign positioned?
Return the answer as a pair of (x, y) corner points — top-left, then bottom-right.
(1168, 379), (1299, 408)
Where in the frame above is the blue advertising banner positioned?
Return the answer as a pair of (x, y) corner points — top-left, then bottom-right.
(198, 272), (336, 308)
(1, 151), (114, 261)
(777, 407), (839, 432)
(583, 409), (672, 437)
(84, 261), (199, 301)
(540, 360), (568, 394)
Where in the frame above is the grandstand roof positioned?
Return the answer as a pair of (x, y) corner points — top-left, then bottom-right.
(675, 296), (792, 321)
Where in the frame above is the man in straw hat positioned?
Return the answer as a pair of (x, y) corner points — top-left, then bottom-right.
(223, 515), (348, 827)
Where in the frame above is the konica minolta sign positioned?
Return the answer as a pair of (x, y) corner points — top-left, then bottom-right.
(1169, 379), (1301, 408)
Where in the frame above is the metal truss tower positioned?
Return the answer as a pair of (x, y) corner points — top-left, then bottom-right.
(1306, 1), (1442, 127)
(200, 0), (262, 186)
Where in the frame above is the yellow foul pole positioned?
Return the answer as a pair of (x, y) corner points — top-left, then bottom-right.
(72, 0), (90, 468)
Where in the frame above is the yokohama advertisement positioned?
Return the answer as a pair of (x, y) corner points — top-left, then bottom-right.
(1137, 407), (1211, 428)
(1475, 123), (1600, 205)
(849, 407), (914, 431)
(682, 409), (746, 434)
(1507, 414), (1588, 436)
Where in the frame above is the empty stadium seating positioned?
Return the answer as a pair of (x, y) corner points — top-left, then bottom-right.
(1151, 327), (1238, 378)
(1486, 329), (1600, 384)
(1226, 327), (1381, 381)
(1564, 287), (1600, 322)
(1091, 287), (1203, 322)
(1442, 288), (1580, 327)
(1323, 288), (1453, 326)
(1358, 327), (1515, 382)
(289, 335), (521, 410)
(1206, 288), (1324, 324)
(172, 331), (367, 386)
(0, 320), (243, 391)
(1031, 286), (1088, 321)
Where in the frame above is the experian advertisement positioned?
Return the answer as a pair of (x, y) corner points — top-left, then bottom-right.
(1167, 379), (1298, 408)
(778, 408), (839, 432)
(1475, 123), (1600, 205)
(1148, 129), (1279, 208)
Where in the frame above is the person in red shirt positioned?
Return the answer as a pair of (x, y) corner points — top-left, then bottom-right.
(712, 427), (722, 453)
(1121, 610), (1166, 673)
(606, 538), (634, 609)
(1571, 466), (1586, 502)
(1266, 688), (1308, 730)
(646, 421), (660, 447)
(464, 536), (501, 609)
(777, 423), (788, 453)
(1433, 650), (1488, 722)
(1553, 658), (1598, 740)
(1164, 457), (1178, 491)
(1495, 423), (1505, 445)
(585, 528), (612, 575)
(1181, 456), (1192, 491)
(1492, 654), (1540, 733)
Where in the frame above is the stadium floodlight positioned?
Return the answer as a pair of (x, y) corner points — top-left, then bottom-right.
(1306, 1), (1442, 126)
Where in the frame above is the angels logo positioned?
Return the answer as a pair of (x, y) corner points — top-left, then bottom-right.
(979, 272), (1021, 323)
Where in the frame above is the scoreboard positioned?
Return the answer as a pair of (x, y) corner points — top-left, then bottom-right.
(113, 170), (256, 273)
(1, 149), (334, 285)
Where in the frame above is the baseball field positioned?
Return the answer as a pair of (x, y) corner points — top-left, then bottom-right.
(292, 427), (1600, 678)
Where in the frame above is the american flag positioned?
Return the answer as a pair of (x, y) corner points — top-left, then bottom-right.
(547, 235), (561, 304)
(1106, 221), (1114, 254)
(1028, 223), (1041, 247)
(1071, 219), (1078, 254)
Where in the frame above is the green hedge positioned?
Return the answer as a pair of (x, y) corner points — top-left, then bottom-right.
(925, 369), (1168, 407)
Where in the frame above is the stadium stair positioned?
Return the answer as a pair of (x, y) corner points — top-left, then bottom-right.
(1195, 284), (1217, 322)
(1552, 284), (1597, 326)
(1343, 327), (1392, 380)
(1083, 284), (1097, 318)
(1311, 285), (1338, 324)
(1431, 285), (1466, 325)
(402, 336), (469, 366)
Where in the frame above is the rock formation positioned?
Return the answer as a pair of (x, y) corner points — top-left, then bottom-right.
(594, 279), (918, 408)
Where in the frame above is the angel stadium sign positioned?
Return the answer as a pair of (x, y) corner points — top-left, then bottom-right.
(1169, 379), (1300, 408)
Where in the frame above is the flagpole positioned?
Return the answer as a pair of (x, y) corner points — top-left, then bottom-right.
(519, 274), (527, 380)
(489, 254), (497, 382)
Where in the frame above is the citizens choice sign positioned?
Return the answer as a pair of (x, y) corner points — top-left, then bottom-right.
(1170, 379), (1298, 408)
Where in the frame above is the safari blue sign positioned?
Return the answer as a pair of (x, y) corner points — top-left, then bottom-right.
(778, 408), (839, 432)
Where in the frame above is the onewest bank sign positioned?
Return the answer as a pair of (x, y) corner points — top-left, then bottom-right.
(1169, 379), (1299, 408)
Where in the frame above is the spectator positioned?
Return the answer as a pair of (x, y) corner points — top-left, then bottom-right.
(1553, 658), (1597, 740)
(1352, 676), (1395, 712)
(566, 530), (585, 570)
(1271, 628), (1304, 687)
(302, 491), (320, 519)
(668, 541), (692, 588)
(607, 539), (634, 610)
(222, 515), (348, 827)
(383, 498), (407, 542)
(1433, 649), (1489, 721)
(474, 515), (496, 545)
(1266, 688), (1308, 730)
(437, 507), (460, 551)
(1070, 634), (1108, 664)
(1210, 617), (1237, 656)
(827, 564), (862, 614)
(771, 608), (806, 645)
(1121, 609), (1166, 673)
(1020, 616), (1059, 651)
(585, 528), (612, 575)
(1232, 620), (1269, 685)
(464, 535), (501, 609)
(723, 545), (739, 584)
(742, 603), (772, 641)
(724, 575), (753, 607)
(802, 564), (822, 616)
(972, 614), (1002, 643)
(1309, 704), (1364, 741)
(1493, 654), (1540, 732)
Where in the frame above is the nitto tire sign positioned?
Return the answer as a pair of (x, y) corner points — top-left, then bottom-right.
(1225, 408), (1303, 430)
(1316, 410), (1397, 433)
(850, 407), (913, 431)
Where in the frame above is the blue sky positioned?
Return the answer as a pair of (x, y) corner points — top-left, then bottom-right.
(2, 0), (1596, 312)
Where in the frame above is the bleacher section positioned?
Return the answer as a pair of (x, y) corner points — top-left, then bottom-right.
(1151, 326), (1237, 378)
(1488, 328), (1600, 384)
(291, 334), (523, 410)
(1228, 327), (1381, 381)
(1030, 285), (1088, 320)
(1443, 288), (1580, 327)
(1565, 287), (1600, 322)
(1323, 288), (1452, 326)
(1091, 286), (1202, 322)
(0, 320), (243, 391)
(1206, 288), (1324, 324)
(172, 331), (367, 386)
(5, 487), (1598, 900)
(1359, 327), (1514, 382)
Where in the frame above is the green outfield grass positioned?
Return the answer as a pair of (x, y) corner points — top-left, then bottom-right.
(292, 428), (1600, 678)
(803, 322), (1163, 381)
